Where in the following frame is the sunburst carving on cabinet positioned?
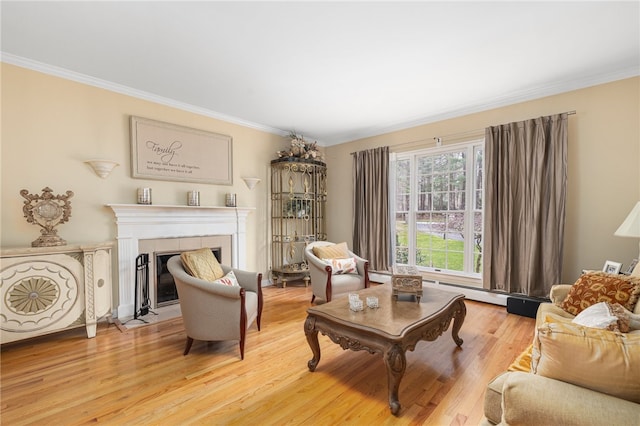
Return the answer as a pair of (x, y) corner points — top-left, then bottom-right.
(7, 277), (59, 314)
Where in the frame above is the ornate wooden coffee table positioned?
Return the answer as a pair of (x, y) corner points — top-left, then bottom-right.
(304, 285), (466, 415)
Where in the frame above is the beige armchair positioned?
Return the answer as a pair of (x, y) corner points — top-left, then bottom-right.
(167, 256), (262, 359)
(304, 241), (370, 304)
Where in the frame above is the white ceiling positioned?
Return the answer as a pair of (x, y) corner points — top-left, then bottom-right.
(2, 1), (639, 146)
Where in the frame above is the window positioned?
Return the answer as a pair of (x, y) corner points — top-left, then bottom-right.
(392, 140), (484, 286)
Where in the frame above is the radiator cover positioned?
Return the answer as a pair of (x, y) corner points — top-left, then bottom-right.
(506, 295), (550, 318)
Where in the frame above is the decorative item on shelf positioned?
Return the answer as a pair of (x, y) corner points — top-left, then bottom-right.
(242, 177), (261, 190)
(187, 190), (200, 206)
(137, 188), (152, 205)
(84, 159), (119, 178)
(225, 193), (237, 207)
(624, 258), (638, 275)
(284, 198), (312, 219)
(276, 131), (323, 162)
(20, 187), (74, 247)
(282, 262), (307, 272)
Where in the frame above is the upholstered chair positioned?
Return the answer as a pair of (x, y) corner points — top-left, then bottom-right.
(166, 256), (262, 359)
(304, 241), (370, 304)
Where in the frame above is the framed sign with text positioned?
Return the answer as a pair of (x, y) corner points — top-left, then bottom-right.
(130, 116), (232, 185)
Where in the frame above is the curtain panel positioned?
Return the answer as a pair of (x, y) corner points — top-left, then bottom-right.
(483, 114), (568, 297)
(352, 146), (390, 271)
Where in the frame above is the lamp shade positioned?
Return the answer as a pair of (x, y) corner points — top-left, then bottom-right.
(614, 201), (640, 238)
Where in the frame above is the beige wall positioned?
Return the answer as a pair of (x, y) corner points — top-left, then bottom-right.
(3, 63), (639, 298)
(1, 63), (281, 304)
(325, 77), (640, 283)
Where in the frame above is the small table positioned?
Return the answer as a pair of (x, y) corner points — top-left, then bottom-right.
(304, 285), (466, 415)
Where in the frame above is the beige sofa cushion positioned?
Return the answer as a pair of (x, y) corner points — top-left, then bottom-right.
(559, 272), (640, 315)
(484, 372), (508, 425)
(499, 372), (640, 426)
(532, 318), (640, 403)
(180, 248), (224, 282)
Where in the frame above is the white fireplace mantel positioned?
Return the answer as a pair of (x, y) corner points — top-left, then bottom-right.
(107, 204), (254, 318)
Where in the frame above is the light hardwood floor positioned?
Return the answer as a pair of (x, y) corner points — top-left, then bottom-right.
(1, 283), (535, 425)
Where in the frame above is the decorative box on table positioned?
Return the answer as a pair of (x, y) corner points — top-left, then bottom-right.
(391, 265), (423, 302)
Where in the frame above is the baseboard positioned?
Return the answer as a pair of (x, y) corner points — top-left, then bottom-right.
(262, 271), (527, 308)
(370, 272), (509, 306)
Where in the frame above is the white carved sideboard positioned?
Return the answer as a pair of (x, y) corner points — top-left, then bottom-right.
(0, 242), (113, 343)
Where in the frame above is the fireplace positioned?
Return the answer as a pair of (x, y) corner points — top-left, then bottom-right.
(155, 252), (180, 307)
(154, 248), (222, 307)
(107, 204), (254, 318)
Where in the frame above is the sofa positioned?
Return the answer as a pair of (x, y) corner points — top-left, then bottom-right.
(482, 270), (640, 425)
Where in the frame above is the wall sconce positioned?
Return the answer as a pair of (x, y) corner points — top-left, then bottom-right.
(242, 177), (261, 190)
(85, 159), (119, 179)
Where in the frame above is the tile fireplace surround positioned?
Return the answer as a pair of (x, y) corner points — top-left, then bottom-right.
(107, 204), (254, 318)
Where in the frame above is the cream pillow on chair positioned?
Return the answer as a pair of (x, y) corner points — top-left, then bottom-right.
(180, 248), (224, 282)
(312, 242), (350, 259)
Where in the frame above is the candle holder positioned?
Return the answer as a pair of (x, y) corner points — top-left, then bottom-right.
(137, 188), (152, 205)
(225, 193), (236, 207)
(366, 296), (379, 309)
(349, 293), (364, 311)
(187, 190), (200, 206)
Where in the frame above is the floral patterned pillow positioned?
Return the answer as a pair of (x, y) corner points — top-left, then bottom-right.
(559, 272), (640, 316)
(211, 270), (240, 287)
(323, 257), (357, 275)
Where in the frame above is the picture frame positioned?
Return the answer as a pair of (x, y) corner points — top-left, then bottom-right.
(624, 258), (638, 275)
(602, 260), (622, 275)
(130, 116), (232, 185)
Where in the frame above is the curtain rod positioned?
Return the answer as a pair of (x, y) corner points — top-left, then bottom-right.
(351, 110), (577, 154)
(383, 110), (577, 153)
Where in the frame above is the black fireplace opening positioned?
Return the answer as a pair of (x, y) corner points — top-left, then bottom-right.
(155, 248), (222, 307)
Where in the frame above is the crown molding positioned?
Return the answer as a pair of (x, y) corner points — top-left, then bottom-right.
(3, 52), (637, 147)
(1, 52), (288, 138)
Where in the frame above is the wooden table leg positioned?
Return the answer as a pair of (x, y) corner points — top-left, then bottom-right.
(384, 344), (407, 415)
(451, 299), (466, 347)
(304, 315), (321, 371)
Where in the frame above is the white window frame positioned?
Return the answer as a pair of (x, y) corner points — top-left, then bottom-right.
(390, 139), (484, 287)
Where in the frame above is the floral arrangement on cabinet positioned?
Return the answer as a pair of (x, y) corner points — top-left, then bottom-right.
(276, 132), (323, 161)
